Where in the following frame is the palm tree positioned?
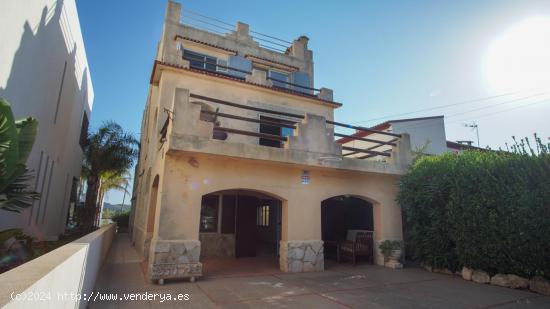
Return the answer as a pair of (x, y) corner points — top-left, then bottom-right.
(82, 121), (137, 229)
(96, 171), (130, 226)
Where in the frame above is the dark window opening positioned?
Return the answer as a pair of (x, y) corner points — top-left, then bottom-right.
(268, 70), (290, 88)
(79, 113), (89, 149)
(200, 195), (219, 232)
(257, 204), (270, 227)
(259, 116), (293, 148)
(183, 50), (217, 72)
(66, 177), (79, 227)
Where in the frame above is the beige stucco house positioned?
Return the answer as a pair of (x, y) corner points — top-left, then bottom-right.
(131, 1), (413, 283)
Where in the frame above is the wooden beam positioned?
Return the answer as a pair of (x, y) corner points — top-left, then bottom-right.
(341, 146), (391, 157)
(327, 120), (401, 138)
(342, 138), (398, 157)
(213, 127), (287, 142)
(358, 149), (392, 159)
(334, 133), (397, 146)
(190, 94), (305, 119)
(201, 110), (296, 129)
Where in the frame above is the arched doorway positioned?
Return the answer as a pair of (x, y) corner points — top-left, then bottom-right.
(321, 195), (374, 267)
(199, 189), (283, 276)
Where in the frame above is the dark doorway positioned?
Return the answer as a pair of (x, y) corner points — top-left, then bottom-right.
(321, 196), (374, 261)
(235, 195), (258, 257)
(199, 191), (282, 259)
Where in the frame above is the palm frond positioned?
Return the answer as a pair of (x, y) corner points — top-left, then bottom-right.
(0, 169), (40, 212)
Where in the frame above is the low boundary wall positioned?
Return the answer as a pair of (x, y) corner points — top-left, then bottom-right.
(0, 224), (116, 308)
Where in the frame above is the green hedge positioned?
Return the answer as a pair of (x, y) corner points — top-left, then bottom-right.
(398, 146), (550, 279)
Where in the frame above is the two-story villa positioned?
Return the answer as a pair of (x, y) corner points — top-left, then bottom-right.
(131, 1), (413, 283)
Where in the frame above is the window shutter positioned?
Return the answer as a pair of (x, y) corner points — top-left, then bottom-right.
(228, 55), (252, 78)
(291, 71), (312, 94)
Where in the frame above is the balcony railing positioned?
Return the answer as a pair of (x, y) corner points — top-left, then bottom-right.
(180, 57), (324, 98)
(186, 94), (401, 160)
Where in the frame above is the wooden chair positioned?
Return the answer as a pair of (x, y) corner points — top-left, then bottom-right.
(337, 231), (374, 265)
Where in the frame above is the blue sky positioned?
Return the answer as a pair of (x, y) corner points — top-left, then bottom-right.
(76, 0), (550, 204)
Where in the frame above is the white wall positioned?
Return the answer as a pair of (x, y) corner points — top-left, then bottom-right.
(0, 0), (94, 240)
(0, 224), (115, 309)
(390, 117), (447, 155)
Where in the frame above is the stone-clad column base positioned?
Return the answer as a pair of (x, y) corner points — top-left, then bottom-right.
(279, 240), (324, 272)
(148, 240), (202, 282)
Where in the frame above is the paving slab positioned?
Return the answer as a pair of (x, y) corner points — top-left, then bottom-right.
(322, 285), (471, 309)
(404, 276), (539, 308)
(273, 270), (380, 293)
(196, 275), (312, 304)
(223, 294), (349, 309)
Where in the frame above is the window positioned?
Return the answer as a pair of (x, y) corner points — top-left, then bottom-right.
(269, 70), (290, 88)
(259, 116), (294, 148)
(183, 50), (217, 72)
(79, 113), (89, 149)
(257, 205), (269, 227)
(200, 195), (219, 232)
(216, 59), (228, 73)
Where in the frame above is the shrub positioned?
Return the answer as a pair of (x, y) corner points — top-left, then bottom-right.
(398, 137), (550, 279)
(379, 240), (402, 261)
(112, 211), (130, 229)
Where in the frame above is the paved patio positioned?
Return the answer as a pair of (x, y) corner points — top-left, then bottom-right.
(90, 234), (550, 308)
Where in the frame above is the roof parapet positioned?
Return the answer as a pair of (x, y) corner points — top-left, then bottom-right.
(289, 35), (312, 60)
(225, 21), (260, 49)
(166, 1), (181, 23)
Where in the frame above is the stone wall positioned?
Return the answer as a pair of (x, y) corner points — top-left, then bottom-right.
(149, 240), (202, 281)
(199, 233), (235, 258)
(279, 240), (324, 272)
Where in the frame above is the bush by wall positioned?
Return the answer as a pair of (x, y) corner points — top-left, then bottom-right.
(398, 138), (550, 279)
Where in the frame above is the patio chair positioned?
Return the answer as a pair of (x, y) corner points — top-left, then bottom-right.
(337, 231), (374, 266)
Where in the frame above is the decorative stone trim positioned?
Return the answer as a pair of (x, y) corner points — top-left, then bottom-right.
(425, 266), (550, 295)
(462, 267), (473, 281)
(279, 240), (324, 272)
(148, 240), (202, 283)
(471, 270), (490, 284)
(199, 234), (235, 258)
(530, 276), (550, 296)
(491, 274), (529, 289)
(384, 260), (403, 269)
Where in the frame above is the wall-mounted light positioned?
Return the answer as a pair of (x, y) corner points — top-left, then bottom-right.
(301, 170), (310, 184)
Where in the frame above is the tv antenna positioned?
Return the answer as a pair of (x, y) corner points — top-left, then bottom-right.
(464, 122), (480, 147)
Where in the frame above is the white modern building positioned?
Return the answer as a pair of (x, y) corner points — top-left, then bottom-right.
(0, 0), (93, 240)
(337, 115), (479, 158)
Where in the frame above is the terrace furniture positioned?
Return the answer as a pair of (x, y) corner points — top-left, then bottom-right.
(337, 230), (374, 266)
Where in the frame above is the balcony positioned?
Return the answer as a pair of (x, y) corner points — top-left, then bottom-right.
(159, 91), (412, 176)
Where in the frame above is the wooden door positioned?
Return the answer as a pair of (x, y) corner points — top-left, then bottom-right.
(235, 195), (258, 257)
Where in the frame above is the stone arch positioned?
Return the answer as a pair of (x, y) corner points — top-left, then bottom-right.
(204, 187), (287, 203)
(199, 186), (289, 241)
(320, 193), (383, 266)
(197, 188), (286, 272)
